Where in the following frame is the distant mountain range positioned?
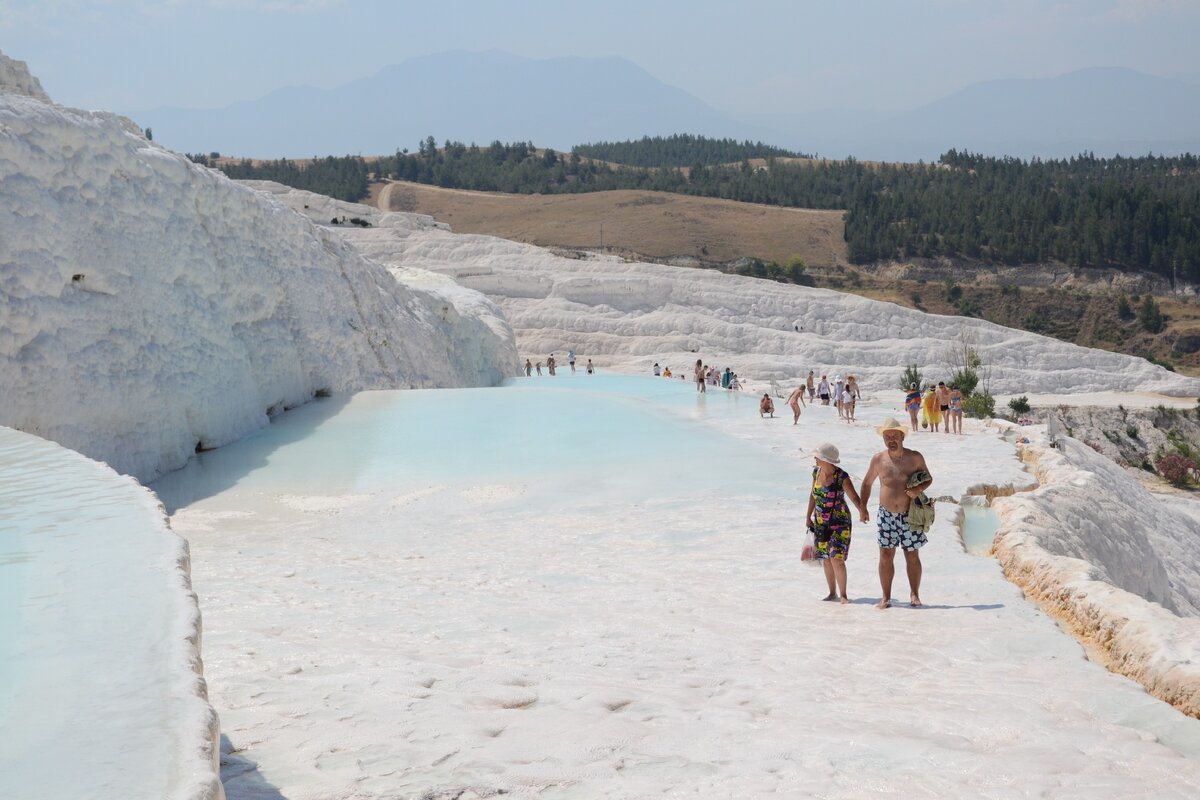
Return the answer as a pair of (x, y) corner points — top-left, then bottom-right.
(131, 51), (1200, 162)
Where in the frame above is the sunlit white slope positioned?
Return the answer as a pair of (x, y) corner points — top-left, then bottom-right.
(254, 183), (1200, 397)
(0, 55), (517, 483)
(0, 427), (223, 800)
(993, 429), (1200, 715)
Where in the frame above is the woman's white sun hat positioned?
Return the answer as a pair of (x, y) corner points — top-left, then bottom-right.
(810, 442), (841, 465)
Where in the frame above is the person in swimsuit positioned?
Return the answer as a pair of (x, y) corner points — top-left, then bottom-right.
(806, 370), (816, 401)
(949, 385), (964, 434)
(806, 442), (866, 603)
(860, 418), (933, 609)
(586, 359), (595, 374)
(695, 359), (706, 393)
(759, 393), (775, 418)
(936, 382), (952, 433)
(787, 385), (806, 424)
(524, 359), (532, 377)
(904, 383), (921, 432)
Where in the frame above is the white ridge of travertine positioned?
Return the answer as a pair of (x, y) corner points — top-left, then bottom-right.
(0, 68), (517, 483)
(0, 51), (50, 102)
(0, 427), (223, 800)
(255, 182), (1200, 397)
(990, 425), (1200, 716)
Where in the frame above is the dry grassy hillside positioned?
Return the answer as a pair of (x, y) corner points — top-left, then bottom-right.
(363, 179), (1198, 377)
(371, 181), (848, 268)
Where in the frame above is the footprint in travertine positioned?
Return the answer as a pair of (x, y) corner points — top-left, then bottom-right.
(501, 676), (535, 688)
(418, 677), (437, 689)
(458, 483), (526, 504)
(482, 726), (506, 738)
(470, 688), (539, 709)
(277, 493), (371, 514)
(388, 485), (445, 508)
(602, 699), (632, 713)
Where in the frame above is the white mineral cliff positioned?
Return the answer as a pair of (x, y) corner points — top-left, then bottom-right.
(249, 183), (1200, 398)
(0, 56), (516, 484)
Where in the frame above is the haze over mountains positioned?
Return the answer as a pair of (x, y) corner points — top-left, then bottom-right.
(133, 50), (1200, 162)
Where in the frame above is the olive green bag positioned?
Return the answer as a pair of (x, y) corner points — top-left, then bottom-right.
(906, 470), (935, 532)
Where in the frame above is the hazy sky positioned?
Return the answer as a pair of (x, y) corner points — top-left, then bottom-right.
(4, 0), (1199, 114)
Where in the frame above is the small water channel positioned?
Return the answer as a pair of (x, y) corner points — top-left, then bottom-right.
(959, 498), (1001, 555)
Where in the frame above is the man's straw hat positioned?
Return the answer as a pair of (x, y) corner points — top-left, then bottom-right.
(810, 442), (841, 464)
(876, 417), (908, 437)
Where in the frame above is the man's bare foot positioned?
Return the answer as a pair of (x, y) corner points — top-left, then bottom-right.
(839, 596), (850, 604)
(822, 593), (838, 601)
(910, 594), (923, 607)
(876, 598), (891, 609)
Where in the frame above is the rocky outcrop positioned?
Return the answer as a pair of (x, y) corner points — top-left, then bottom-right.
(0, 51), (50, 102)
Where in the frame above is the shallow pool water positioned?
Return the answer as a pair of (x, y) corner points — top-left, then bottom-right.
(960, 502), (1001, 555)
(153, 374), (793, 513)
(0, 429), (185, 799)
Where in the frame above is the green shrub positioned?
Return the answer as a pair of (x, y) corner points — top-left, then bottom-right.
(899, 364), (923, 392)
(962, 393), (995, 419)
(1008, 395), (1031, 414)
(1126, 426), (1139, 439)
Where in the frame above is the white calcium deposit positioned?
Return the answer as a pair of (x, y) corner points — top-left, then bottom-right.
(0, 60), (517, 484)
(0, 427), (223, 800)
(991, 427), (1200, 716)
(252, 182), (1200, 397)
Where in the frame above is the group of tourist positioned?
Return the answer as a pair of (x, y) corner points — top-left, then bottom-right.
(652, 361), (743, 390)
(806, 419), (933, 609)
(521, 354), (937, 608)
(525, 347), (595, 376)
(904, 382), (963, 434)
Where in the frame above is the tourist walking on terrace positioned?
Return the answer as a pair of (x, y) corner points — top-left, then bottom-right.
(568, 350), (577, 374)
(536, 361), (543, 376)
(806, 442), (866, 604)
(949, 385), (964, 434)
(787, 385), (806, 424)
(653, 362), (661, 376)
(586, 359), (595, 374)
(936, 382), (952, 433)
(818, 375), (831, 405)
(859, 418), (933, 609)
(695, 359), (706, 393)
(920, 385), (939, 431)
(806, 370), (816, 401)
(547, 354), (557, 376)
(524, 359), (532, 377)
(904, 383), (921, 432)
(841, 383), (856, 423)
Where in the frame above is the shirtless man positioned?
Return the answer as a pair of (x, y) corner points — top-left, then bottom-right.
(859, 418), (934, 609)
(759, 393), (775, 418)
(787, 385), (806, 424)
(936, 382), (952, 433)
(806, 370), (816, 401)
